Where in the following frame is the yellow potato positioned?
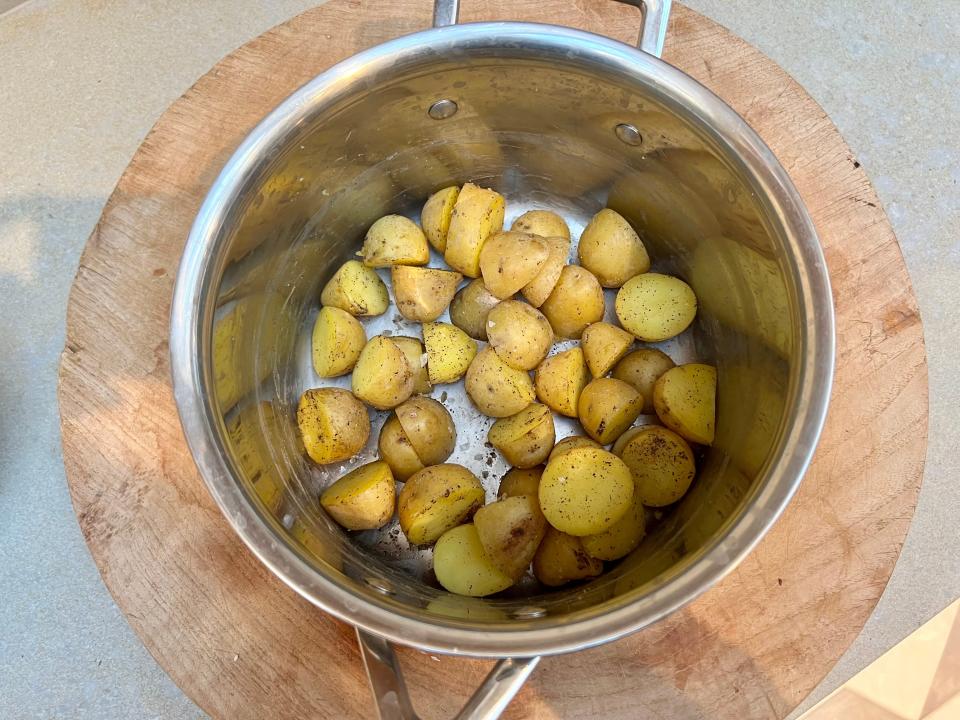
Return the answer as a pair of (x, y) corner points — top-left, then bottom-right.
(610, 424), (644, 456)
(521, 236), (570, 308)
(464, 347), (536, 417)
(653, 363), (717, 445)
(581, 492), (646, 560)
(423, 321), (478, 384)
(391, 266), (462, 322)
(479, 231), (549, 299)
(534, 347), (589, 417)
(511, 209), (570, 240)
(297, 388), (370, 465)
(320, 460), (396, 530)
(396, 396), (456, 466)
(617, 425), (696, 506)
(539, 447), (633, 536)
(540, 265), (605, 339)
(577, 209), (650, 288)
(449, 278), (501, 340)
(577, 377), (645, 444)
(433, 524), (514, 597)
(612, 348), (675, 414)
(361, 214), (429, 267)
(391, 335), (431, 394)
(377, 414), (424, 481)
(421, 186), (460, 252)
(311, 306), (366, 378)
(615, 273), (697, 342)
(352, 336), (416, 410)
(320, 259), (389, 317)
(445, 182), (506, 277)
(533, 527), (603, 587)
(547, 435), (602, 464)
(497, 466), (543, 499)
(398, 464), (485, 545)
(488, 403), (555, 469)
(474, 495), (547, 579)
(581, 322), (634, 378)
(486, 300), (553, 371)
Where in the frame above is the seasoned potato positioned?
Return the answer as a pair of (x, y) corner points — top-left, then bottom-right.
(486, 300), (553, 371)
(320, 461), (395, 530)
(612, 348), (676, 414)
(434, 524), (514, 597)
(539, 447), (633, 536)
(577, 209), (650, 287)
(511, 209), (570, 240)
(540, 265), (605, 339)
(547, 435), (602, 464)
(488, 403), (555, 469)
(533, 527), (603, 587)
(449, 278), (500, 340)
(377, 414), (424, 481)
(423, 321), (478, 384)
(577, 377), (645, 444)
(617, 425), (696, 506)
(391, 266), (462, 322)
(610, 424), (644, 456)
(297, 388), (370, 465)
(361, 214), (429, 267)
(479, 231), (549, 299)
(581, 492), (646, 560)
(445, 183), (506, 277)
(352, 336), (416, 410)
(521, 235), (569, 307)
(653, 363), (717, 445)
(497, 466), (543, 500)
(421, 186), (460, 252)
(391, 335), (431, 394)
(398, 464), (485, 545)
(474, 495), (547, 579)
(311, 306), (366, 377)
(534, 347), (589, 417)
(320, 260), (389, 317)
(396, 396), (456, 466)
(615, 273), (697, 342)
(581, 322), (634, 378)
(464, 347), (536, 417)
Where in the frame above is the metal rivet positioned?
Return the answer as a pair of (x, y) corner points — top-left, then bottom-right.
(428, 99), (458, 120)
(615, 123), (643, 146)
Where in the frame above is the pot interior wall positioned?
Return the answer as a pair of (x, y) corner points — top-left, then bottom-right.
(206, 48), (793, 630)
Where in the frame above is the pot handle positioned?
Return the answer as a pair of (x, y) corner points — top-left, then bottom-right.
(433, 0), (672, 57)
(356, 627), (541, 720)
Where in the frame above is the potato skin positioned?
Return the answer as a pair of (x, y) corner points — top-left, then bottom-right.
(511, 210), (570, 240)
(423, 321), (478, 384)
(615, 273), (697, 342)
(465, 347), (536, 418)
(533, 527), (603, 587)
(361, 214), (429, 267)
(577, 377), (645, 444)
(486, 300), (553, 371)
(297, 388), (370, 465)
(445, 183), (506, 277)
(377, 414), (424, 481)
(311, 306), (366, 377)
(449, 278), (500, 340)
(352, 336), (416, 410)
(612, 348), (676, 414)
(434, 524), (514, 597)
(581, 321), (634, 378)
(474, 495), (547, 579)
(391, 335), (431, 394)
(497, 466), (543, 499)
(547, 435), (601, 464)
(653, 363), (717, 445)
(398, 464), (485, 545)
(539, 447), (634, 536)
(421, 186), (460, 252)
(488, 403), (555, 469)
(540, 265), (605, 339)
(479, 231), (549, 299)
(534, 347), (589, 417)
(521, 235), (569, 308)
(617, 425), (696, 506)
(581, 491), (646, 560)
(577, 209), (650, 288)
(320, 260), (389, 316)
(395, 396), (456, 466)
(391, 266), (462, 322)
(320, 460), (395, 530)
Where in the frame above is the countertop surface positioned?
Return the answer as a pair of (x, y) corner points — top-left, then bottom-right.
(1, 1), (957, 718)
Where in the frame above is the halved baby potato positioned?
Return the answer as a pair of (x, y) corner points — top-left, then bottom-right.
(617, 425), (696, 506)
(421, 185), (460, 252)
(479, 231), (549, 299)
(615, 272), (697, 342)
(488, 403), (555, 469)
(653, 363), (717, 445)
(581, 322), (634, 378)
(449, 278), (501, 340)
(540, 265), (605, 339)
(474, 494), (547, 579)
(547, 435), (602, 464)
(497, 466), (543, 500)
(486, 300), (553, 371)
(391, 335), (431, 394)
(361, 214), (429, 267)
(320, 260), (389, 317)
(577, 209), (650, 288)
(521, 235), (569, 308)
(534, 347), (589, 417)
(465, 347), (536, 418)
(533, 527), (603, 587)
(398, 464), (485, 545)
(391, 266), (462, 322)
(612, 348), (676, 414)
(581, 491), (646, 561)
(320, 460), (395, 530)
(297, 387), (370, 465)
(511, 209), (570, 240)
(539, 447), (634, 536)
(434, 523), (514, 597)
(396, 396), (456, 466)
(577, 377), (645, 444)
(445, 182), (505, 277)
(352, 335), (416, 410)
(423, 321), (478, 384)
(377, 414), (425, 481)
(311, 306), (366, 377)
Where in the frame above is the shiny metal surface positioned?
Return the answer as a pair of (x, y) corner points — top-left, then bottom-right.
(170, 10), (834, 663)
(615, 0), (672, 55)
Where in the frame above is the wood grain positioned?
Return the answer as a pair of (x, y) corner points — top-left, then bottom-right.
(57, 1), (928, 718)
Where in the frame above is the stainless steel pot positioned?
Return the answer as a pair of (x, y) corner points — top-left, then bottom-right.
(170, 0), (834, 716)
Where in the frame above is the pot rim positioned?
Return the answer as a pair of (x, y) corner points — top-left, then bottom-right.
(170, 21), (835, 658)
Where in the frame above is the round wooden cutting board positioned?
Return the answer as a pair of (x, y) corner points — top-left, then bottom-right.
(58, 1), (928, 718)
